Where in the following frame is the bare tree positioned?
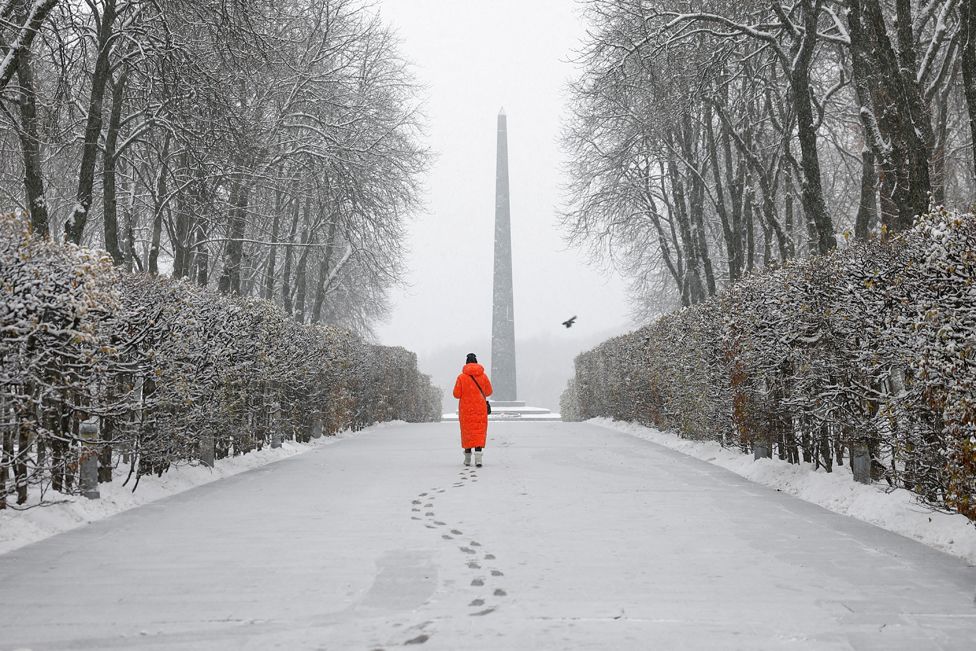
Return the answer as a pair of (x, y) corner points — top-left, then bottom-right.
(0, 0), (60, 94)
(565, 0), (975, 312)
(0, 0), (427, 339)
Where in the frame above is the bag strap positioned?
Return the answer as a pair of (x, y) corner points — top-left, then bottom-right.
(469, 374), (487, 399)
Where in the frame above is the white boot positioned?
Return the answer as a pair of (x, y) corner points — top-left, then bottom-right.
(474, 450), (483, 467)
(463, 451), (472, 466)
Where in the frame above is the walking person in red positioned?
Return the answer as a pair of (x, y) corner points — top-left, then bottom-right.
(453, 353), (493, 467)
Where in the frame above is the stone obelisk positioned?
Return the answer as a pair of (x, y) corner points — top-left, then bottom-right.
(491, 108), (517, 402)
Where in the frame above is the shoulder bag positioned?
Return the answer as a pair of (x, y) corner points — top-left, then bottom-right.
(469, 375), (491, 415)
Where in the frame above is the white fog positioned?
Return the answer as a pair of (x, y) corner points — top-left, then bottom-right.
(373, 0), (633, 409)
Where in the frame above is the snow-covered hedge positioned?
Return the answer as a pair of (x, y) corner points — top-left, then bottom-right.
(0, 214), (441, 507)
(565, 209), (976, 522)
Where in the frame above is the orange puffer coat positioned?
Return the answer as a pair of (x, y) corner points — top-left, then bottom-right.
(453, 363), (493, 448)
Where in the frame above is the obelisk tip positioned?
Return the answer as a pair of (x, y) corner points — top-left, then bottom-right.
(499, 106), (506, 116)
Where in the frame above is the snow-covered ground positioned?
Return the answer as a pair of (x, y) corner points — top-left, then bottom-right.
(1, 421), (975, 649)
(590, 418), (976, 566)
(0, 424), (402, 557)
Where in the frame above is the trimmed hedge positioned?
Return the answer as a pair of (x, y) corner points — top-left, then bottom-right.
(565, 209), (976, 522)
(1, 213), (440, 505)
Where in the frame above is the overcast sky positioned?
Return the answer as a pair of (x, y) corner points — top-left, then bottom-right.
(373, 0), (633, 362)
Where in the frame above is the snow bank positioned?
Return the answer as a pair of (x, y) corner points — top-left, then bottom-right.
(591, 418), (976, 565)
(0, 422), (405, 556)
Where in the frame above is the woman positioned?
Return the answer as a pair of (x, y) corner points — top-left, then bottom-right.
(453, 353), (493, 467)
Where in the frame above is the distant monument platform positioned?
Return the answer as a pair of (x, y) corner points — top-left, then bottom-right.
(442, 401), (562, 422)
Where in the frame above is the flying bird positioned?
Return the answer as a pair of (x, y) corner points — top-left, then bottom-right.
(562, 315), (577, 329)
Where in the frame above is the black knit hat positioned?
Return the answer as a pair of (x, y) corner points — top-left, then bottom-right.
(465, 353), (478, 364)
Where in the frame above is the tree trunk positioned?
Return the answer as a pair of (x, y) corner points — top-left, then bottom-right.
(744, 185), (756, 273)
(171, 161), (198, 280)
(891, 0), (933, 223)
(714, 102), (789, 263)
(121, 164), (138, 271)
(962, 0), (976, 182)
(691, 198), (716, 296)
(847, 6), (881, 241)
(666, 158), (704, 303)
(680, 113), (716, 296)
(729, 147), (747, 271)
(148, 134), (171, 276)
(705, 105), (739, 282)
(782, 141), (797, 258)
(853, 0), (933, 232)
(282, 195), (306, 314)
(311, 220), (339, 322)
(293, 228), (313, 323)
(655, 174), (688, 304)
(218, 174), (248, 294)
(263, 188), (282, 301)
(98, 413), (113, 483)
(14, 30), (48, 237)
(854, 149), (878, 240)
(791, 0), (836, 254)
(0, 428), (10, 509)
(929, 96), (949, 206)
(66, 0), (118, 244)
(15, 420), (29, 504)
(194, 219), (208, 286)
(172, 198), (192, 279)
(102, 66), (128, 264)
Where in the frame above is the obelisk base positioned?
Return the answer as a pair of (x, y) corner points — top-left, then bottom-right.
(442, 401), (561, 422)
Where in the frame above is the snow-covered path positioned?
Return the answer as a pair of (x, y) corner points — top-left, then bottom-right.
(2, 421), (975, 650)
